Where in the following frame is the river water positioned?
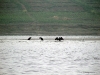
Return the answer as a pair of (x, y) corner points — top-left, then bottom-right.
(0, 39), (100, 75)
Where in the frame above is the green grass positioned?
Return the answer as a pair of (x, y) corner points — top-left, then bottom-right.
(0, 0), (100, 24)
(0, 0), (100, 35)
(30, 12), (100, 24)
(1, 11), (99, 24)
(71, 0), (100, 15)
(0, 12), (34, 24)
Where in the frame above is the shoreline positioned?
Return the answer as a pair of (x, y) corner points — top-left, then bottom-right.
(0, 36), (100, 40)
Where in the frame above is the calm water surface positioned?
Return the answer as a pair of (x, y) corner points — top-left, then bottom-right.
(0, 40), (100, 75)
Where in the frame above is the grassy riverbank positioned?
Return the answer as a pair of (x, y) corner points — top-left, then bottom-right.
(0, 0), (100, 35)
